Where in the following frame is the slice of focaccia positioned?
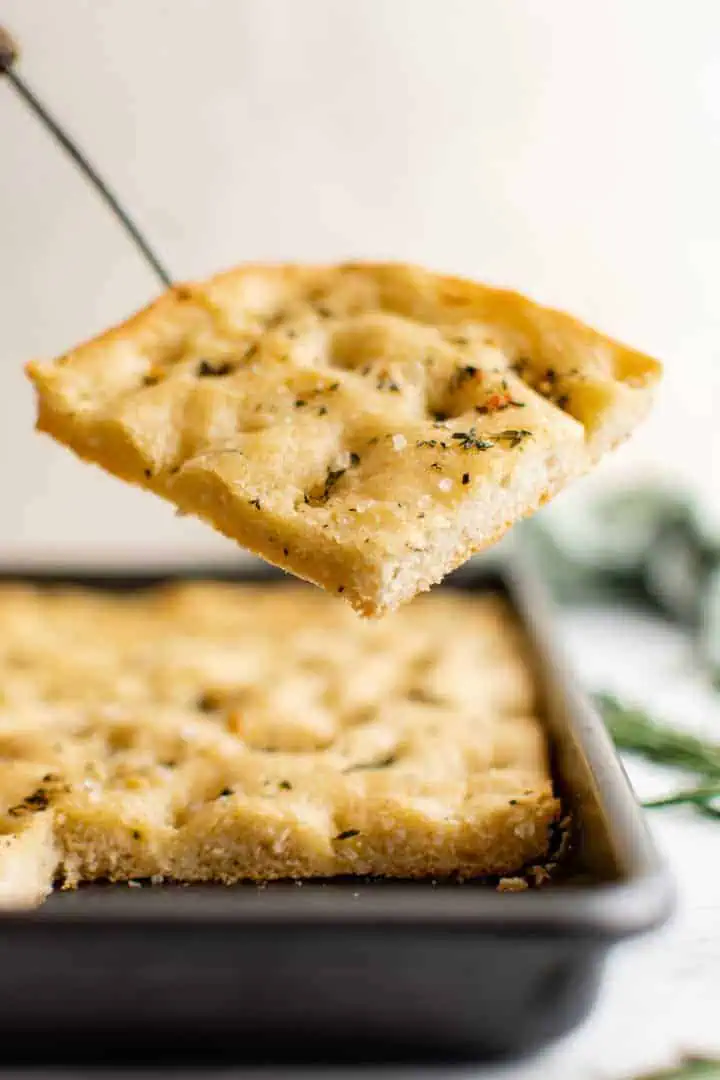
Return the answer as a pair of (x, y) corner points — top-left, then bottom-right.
(26, 263), (661, 615)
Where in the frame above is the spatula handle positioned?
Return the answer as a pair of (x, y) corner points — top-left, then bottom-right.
(1, 22), (173, 290)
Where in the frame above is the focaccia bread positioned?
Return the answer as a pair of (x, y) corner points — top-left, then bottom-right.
(26, 263), (661, 614)
(0, 581), (557, 907)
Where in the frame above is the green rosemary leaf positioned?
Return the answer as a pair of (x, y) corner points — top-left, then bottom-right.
(641, 782), (720, 811)
(595, 693), (720, 820)
(594, 693), (720, 777)
(634, 1057), (720, 1079)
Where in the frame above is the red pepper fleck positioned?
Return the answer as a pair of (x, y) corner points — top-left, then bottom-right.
(485, 392), (512, 411)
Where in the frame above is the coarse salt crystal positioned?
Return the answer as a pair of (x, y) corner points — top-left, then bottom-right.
(81, 779), (101, 802)
(438, 478), (453, 492)
(391, 434), (407, 451)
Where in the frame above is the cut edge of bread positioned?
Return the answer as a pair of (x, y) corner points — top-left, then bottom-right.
(0, 813), (59, 910)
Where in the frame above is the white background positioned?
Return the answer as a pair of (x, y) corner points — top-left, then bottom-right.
(1, 0), (719, 565)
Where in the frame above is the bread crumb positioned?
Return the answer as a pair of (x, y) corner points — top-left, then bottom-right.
(497, 876), (528, 893)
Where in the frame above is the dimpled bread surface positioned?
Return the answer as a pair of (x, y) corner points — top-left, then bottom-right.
(0, 581), (557, 907)
(26, 262), (661, 615)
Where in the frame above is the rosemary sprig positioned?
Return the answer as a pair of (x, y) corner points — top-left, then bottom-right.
(595, 693), (720, 776)
(633, 1058), (720, 1079)
(594, 693), (720, 818)
(642, 784), (720, 819)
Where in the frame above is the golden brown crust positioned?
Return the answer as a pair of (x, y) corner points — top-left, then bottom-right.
(0, 582), (557, 902)
(26, 262), (661, 614)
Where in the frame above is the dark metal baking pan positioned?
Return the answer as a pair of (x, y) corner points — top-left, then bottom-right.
(0, 555), (673, 1064)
